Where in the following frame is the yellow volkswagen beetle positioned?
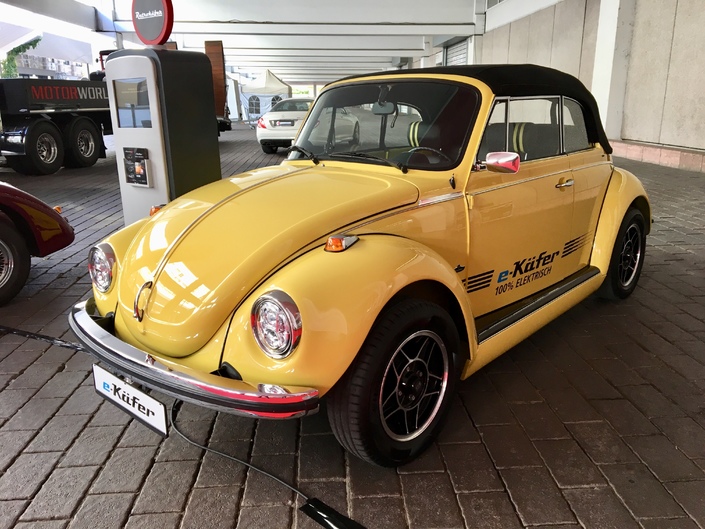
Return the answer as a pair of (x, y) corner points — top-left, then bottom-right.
(70, 64), (650, 466)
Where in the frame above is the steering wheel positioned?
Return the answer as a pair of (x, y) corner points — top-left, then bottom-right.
(402, 146), (452, 162)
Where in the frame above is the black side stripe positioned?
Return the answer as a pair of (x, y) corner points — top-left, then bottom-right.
(463, 270), (494, 293)
(562, 233), (590, 258)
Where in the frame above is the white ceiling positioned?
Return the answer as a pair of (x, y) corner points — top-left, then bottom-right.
(0, 0), (485, 84)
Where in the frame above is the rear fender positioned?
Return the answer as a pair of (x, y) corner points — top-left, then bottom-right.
(591, 167), (651, 276)
(222, 235), (476, 395)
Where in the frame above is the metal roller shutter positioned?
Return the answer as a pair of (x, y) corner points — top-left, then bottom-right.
(445, 40), (468, 66)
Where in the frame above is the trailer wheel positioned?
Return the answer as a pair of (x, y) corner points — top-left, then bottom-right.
(22, 121), (65, 175)
(64, 118), (100, 168)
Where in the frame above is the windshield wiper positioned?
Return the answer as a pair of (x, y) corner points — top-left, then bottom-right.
(329, 152), (408, 174)
(288, 145), (320, 165)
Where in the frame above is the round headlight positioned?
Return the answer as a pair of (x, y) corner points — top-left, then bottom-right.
(88, 244), (116, 293)
(251, 291), (302, 359)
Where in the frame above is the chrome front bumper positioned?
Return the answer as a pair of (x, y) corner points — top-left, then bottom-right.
(69, 299), (319, 419)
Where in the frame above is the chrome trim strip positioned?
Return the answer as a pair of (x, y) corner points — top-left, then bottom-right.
(570, 161), (611, 171)
(69, 300), (319, 418)
(468, 168), (572, 196)
(418, 192), (464, 207)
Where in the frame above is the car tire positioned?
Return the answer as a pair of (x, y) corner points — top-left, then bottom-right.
(261, 144), (278, 154)
(599, 207), (646, 300)
(327, 299), (461, 466)
(0, 222), (31, 306)
(64, 118), (100, 168)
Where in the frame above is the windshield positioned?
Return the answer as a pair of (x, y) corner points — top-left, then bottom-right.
(289, 80), (480, 170)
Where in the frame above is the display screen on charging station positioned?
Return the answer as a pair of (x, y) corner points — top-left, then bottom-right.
(114, 78), (152, 128)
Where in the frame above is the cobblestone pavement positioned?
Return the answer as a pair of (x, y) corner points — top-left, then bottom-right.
(1, 125), (704, 529)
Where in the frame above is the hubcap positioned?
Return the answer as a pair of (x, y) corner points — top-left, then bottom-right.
(618, 222), (642, 288)
(379, 330), (449, 442)
(76, 129), (95, 158)
(0, 239), (15, 289)
(36, 132), (58, 164)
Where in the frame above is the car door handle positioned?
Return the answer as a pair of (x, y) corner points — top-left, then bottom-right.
(555, 179), (574, 189)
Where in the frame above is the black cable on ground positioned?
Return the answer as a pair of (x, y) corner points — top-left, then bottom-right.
(0, 324), (84, 351)
(170, 402), (366, 529)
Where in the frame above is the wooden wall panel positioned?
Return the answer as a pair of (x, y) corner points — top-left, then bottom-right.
(205, 40), (227, 117)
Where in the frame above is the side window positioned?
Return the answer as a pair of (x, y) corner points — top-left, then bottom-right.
(563, 98), (591, 152)
(507, 98), (561, 161)
(477, 100), (507, 161)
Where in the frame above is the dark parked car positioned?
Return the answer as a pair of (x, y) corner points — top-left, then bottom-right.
(0, 182), (74, 304)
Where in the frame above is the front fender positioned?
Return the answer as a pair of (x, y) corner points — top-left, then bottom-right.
(591, 167), (651, 275)
(222, 235), (475, 395)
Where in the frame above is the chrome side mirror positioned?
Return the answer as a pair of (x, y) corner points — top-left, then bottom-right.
(484, 152), (520, 174)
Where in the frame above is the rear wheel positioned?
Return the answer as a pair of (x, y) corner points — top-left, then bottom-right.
(20, 121), (65, 175)
(599, 208), (646, 300)
(327, 299), (461, 466)
(0, 223), (31, 306)
(64, 118), (100, 168)
(261, 144), (277, 154)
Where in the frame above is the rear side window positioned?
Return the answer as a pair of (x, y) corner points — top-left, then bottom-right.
(507, 98), (561, 161)
(563, 98), (591, 152)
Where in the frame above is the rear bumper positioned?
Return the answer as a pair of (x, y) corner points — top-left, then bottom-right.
(69, 299), (319, 419)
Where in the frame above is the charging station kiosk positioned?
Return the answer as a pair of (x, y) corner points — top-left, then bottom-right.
(105, 49), (222, 225)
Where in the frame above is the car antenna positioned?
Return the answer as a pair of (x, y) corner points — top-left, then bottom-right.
(170, 402), (366, 529)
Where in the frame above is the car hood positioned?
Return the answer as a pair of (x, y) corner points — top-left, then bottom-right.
(116, 163), (419, 357)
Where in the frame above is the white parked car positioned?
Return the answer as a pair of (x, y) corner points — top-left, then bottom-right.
(256, 98), (313, 153)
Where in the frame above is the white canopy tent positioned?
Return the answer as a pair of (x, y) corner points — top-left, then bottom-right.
(239, 69), (292, 122)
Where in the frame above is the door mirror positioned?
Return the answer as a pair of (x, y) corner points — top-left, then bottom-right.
(485, 152), (520, 173)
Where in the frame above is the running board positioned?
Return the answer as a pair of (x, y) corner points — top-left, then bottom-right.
(475, 266), (601, 344)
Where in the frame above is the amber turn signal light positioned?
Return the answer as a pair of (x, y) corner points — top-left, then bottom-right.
(149, 205), (164, 216)
(53, 206), (62, 214)
(325, 235), (359, 253)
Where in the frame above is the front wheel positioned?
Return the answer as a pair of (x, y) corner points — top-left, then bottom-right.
(0, 223), (31, 306)
(21, 121), (65, 175)
(327, 300), (461, 466)
(599, 208), (646, 300)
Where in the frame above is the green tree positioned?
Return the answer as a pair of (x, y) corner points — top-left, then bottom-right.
(1, 37), (42, 78)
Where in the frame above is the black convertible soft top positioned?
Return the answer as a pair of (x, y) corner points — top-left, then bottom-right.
(339, 64), (612, 154)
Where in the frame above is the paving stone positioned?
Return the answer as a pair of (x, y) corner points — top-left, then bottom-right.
(209, 412), (256, 443)
(515, 360), (572, 390)
(299, 407), (332, 435)
(195, 440), (249, 488)
(601, 463), (686, 518)
(639, 518), (701, 529)
(67, 493), (133, 529)
(562, 368), (622, 399)
(8, 364), (62, 390)
(2, 397), (63, 430)
(591, 399), (659, 436)
(0, 388), (35, 419)
(653, 416), (705, 459)
(665, 481), (705, 526)
(509, 401), (570, 440)
(661, 354), (705, 381)
(607, 342), (659, 368)
(297, 433), (345, 482)
(117, 419), (164, 447)
(25, 413), (92, 452)
(251, 418), (299, 455)
(488, 372), (541, 402)
(20, 466), (98, 520)
(132, 460), (199, 514)
(242, 453), (296, 506)
(59, 425), (126, 467)
(567, 421), (639, 464)
(460, 387), (515, 426)
(15, 521), (68, 529)
(0, 452), (61, 500)
(637, 365), (701, 399)
(348, 453), (402, 497)
(238, 505), (291, 529)
(440, 443), (503, 493)
(181, 486), (241, 529)
(534, 439), (605, 488)
(350, 496), (407, 529)
(0, 429), (35, 472)
(34, 371), (89, 399)
(437, 398), (480, 443)
(156, 419), (210, 461)
(457, 491), (522, 529)
(541, 387), (601, 422)
(400, 472), (463, 528)
(619, 384), (687, 418)
(588, 357), (646, 386)
(56, 385), (103, 416)
(89, 401), (134, 427)
(500, 467), (576, 525)
(90, 446), (158, 494)
(563, 487), (641, 529)
(124, 513), (181, 529)
(0, 348), (44, 375)
(479, 424), (542, 468)
(0, 500), (25, 529)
